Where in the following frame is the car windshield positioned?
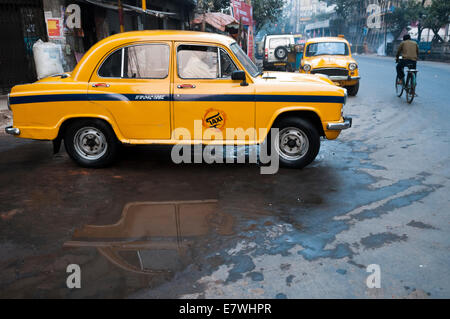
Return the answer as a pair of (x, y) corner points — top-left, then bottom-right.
(230, 43), (260, 77)
(305, 42), (349, 56)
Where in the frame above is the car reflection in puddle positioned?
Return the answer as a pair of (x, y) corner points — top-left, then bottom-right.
(64, 200), (233, 285)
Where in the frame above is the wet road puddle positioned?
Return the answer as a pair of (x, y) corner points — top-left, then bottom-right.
(64, 200), (233, 275)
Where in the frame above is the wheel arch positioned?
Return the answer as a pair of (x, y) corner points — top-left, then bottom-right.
(268, 108), (325, 139)
(55, 115), (125, 142)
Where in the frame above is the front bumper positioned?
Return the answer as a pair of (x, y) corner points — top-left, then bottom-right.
(5, 126), (20, 136)
(329, 75), (361, 81)
(327, 117), (352, 130)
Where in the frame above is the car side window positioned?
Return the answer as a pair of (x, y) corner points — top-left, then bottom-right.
(177, 45), (238, 79)
(98, 44), (169, 79)
(177, 45), (218, 79)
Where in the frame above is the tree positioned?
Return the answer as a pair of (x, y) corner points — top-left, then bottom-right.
(386, 1), (414, 40)
(196, 0), (229, 12)
(330, 0), (358, 34)
(406, 0), (428, 42)
(332, 0), (358, 20)
(424, 0), (450, 42)
(252, 0), (285, 33)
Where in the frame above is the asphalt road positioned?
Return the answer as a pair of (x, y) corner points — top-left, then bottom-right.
(0, 55), (449, 298)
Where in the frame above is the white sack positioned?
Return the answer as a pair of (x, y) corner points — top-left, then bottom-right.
(32, 39), (64, 79)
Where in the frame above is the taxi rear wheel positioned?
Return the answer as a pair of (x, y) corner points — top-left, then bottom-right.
(64, 119), (119, 168)
(272, 117), (320, 169)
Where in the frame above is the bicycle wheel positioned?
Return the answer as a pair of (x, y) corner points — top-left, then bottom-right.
(395, 75), (403, 97)
(406, 73), (415, 104)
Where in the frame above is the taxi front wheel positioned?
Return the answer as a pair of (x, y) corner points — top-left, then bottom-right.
(272, 117), (320, 169)
(346, 82), (359, 96)
(64, 119), (119, 168)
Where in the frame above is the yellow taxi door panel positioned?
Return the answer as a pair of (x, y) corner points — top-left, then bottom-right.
(173, 43), (255, 141)
(88, 42), (172, 139)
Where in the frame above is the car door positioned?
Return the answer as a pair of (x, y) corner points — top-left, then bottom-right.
(88, 42), (172, 139)
(173, 43), (255, 141)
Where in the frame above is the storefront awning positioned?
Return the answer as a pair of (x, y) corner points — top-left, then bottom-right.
(192, 12), (239, 32)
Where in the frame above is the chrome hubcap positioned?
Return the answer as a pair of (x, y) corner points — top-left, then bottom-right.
(275, 127), (309, 161)
(73, 127), (107, 160)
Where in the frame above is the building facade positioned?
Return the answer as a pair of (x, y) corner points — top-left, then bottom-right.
(0, 0), (196, 93)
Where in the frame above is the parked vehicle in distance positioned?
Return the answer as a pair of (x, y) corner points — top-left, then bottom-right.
(262, 34), (295, 71)
(300, 36), (360, 96)
(6, 30), (351, 169)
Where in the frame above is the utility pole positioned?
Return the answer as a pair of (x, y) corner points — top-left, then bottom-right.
(198, 0), (207, 32)
(118, 0), (124, 33)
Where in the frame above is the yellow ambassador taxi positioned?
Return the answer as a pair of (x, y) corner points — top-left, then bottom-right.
(300, 36), (360, 96)
(6, 30), (351, 169)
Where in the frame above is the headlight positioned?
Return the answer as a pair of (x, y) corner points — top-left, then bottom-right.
(303, 64), (311, 72)
(349, 63), (357, 71)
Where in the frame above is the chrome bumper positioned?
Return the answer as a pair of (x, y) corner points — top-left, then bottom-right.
(329, 75), (361, 81)
(327, 117), (352, 130)
(5, 126), (20, 136)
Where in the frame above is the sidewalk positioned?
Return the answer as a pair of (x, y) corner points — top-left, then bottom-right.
(0, 95), (12, 133)
(0, 95), (8, 111)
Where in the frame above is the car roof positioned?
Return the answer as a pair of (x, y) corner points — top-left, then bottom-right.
(266, 34), (294, 38)
(306, 37), (349, 44)
(72, 30), (236, 81)
(103, 30), (236, 45)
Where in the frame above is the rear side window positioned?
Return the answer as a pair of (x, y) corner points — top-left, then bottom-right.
(98, 43), (169, 79)
(269, 38), (290, 49)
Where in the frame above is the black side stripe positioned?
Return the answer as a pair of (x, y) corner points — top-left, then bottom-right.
(10, 93), (344, 105)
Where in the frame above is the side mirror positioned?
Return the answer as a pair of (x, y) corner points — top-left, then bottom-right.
(231, 70), (248, 86)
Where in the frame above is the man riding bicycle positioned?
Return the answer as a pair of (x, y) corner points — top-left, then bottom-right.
(396, 34), (419, 84)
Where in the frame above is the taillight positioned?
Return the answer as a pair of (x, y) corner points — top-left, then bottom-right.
(265, 48), (268, 60)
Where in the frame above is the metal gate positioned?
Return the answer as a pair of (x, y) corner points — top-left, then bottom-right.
(0, 0), (47, 94)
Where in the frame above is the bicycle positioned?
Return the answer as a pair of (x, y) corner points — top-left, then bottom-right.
(395, 60), (418, 104)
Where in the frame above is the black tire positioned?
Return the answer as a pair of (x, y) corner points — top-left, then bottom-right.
(271, 117), (320, 169)
(405, 73), (415, 104)
(274, 46), (288, 60)
(64, 119), (119, 168)
(347, 82), (359, 96)
(395, 76), (404, 97)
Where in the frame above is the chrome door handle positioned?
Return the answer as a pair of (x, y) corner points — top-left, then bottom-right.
(177, 84), (196, 89)
(92, 83), (110, 88)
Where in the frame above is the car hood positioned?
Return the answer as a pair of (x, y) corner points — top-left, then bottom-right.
(303, 55), (354, 69)
(257, 71), (336, 86)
